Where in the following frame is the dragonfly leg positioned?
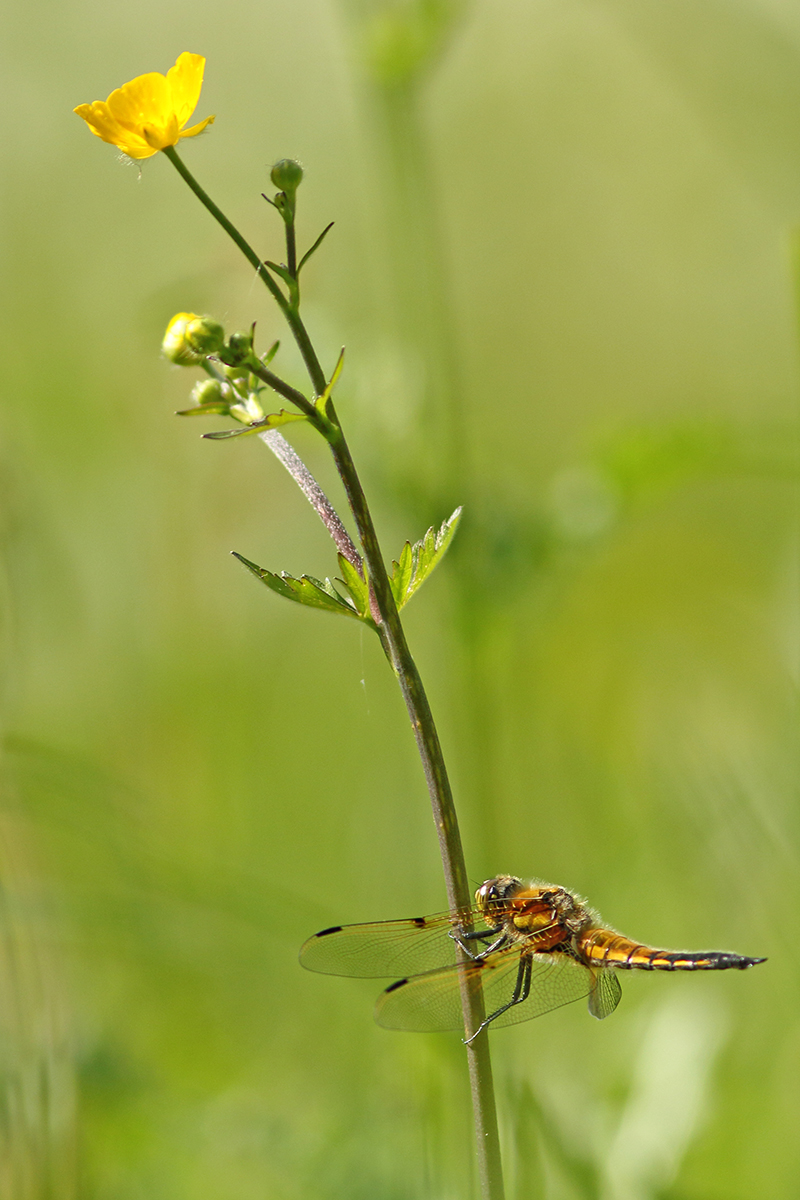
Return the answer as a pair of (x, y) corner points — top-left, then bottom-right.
(450, 926), (506, 961)
(463, 954), (532, 1045)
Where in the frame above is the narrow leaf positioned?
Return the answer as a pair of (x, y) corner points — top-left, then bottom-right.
(203, 411), (308, 440)
(264, 259), (295, 287)
(298, 222), (334, 273)
(261, 340), (280, 366)
(232, 553), (366, 621)
(315, 348), (345, 421)
(391, 506), (462, 608)
(177, 402), (232, 417)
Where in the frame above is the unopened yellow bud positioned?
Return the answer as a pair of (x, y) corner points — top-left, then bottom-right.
(186, 316), (225, 356)
(162, 313), (225, 365)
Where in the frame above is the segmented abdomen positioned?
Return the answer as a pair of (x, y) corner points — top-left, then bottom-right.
(578, 928), (764, 971)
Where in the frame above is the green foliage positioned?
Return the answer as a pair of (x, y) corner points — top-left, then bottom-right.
(232, 552), (369, 622)
(203, 411), (308, 440)
(176, 400), (232, 417)
(260, 340), (280, 366)
(336, 553), (372, 621)
(390, 507), (461, 609)
(315, 348), (345, 423)
(264, 260), (296, 290)
(298, 222), (334, 274)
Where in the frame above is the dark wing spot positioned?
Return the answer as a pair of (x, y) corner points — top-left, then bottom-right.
(385, 978), (409, 993)
(316, 926), (344, 937)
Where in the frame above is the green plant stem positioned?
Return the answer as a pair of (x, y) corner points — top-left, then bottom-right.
(168, 147), (505, 1200)
(247, 360), (319, 422)
(326, 432), (505, 1200)
(285, 216), (297, 278)
(163, 146), (286, 310)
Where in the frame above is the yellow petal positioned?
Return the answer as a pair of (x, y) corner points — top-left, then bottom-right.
(107, 72), (170, 132)
(166, 53), (206, 128)
(179, 114), (215, 141)
(73, 101), (156, 158)
(114, 135), (160, 160)
(74, 101), (121, 141)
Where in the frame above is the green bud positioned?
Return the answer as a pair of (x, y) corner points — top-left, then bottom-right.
(230, 394), (265, 425)
(191, 378), (228, 408)
(270, 159), (303, 194)
(223, 330), (255, 367)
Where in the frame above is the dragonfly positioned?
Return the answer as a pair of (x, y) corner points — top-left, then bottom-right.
(300, 875), (766, 1041)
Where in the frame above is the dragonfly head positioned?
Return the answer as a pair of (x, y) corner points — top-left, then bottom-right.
(475, 875), (523, 919)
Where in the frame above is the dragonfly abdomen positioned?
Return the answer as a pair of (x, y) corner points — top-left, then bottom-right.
(579, 929), (766, 971)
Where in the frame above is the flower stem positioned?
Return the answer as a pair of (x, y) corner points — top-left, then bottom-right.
(163, 147), (326, 388)
(169, 149), (505, 1200)
(162, 146), (286, 311)
(285, 219), (298, 279)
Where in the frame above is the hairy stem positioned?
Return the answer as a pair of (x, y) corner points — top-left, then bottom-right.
(258, 429), (361, 568)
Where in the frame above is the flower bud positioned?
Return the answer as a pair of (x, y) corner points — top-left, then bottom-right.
(270, 159), (303, 194)
(191, 378), (228, 408)
(162, 313), (225, 365)
(223, 330), (255, 367)
(185, 316), (225, 356)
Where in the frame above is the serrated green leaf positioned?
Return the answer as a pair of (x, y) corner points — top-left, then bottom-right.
(337, 553), (370, 619)
(232, 553), (367, 621)
(390, 506), (462, 608)
(203, 411), (308, 440)
(315, 348), (345, 421)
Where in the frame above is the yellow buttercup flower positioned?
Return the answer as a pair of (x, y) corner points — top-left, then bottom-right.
(74, 52), (215, 160)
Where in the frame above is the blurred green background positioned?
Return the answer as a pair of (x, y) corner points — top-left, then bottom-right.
(1, 0), (798, 1196)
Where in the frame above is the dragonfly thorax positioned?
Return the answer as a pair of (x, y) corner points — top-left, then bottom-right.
(476, 877), (595, 947)
(535, 886), (594, 937)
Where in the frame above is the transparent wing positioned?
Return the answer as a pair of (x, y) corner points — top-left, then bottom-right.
(588, 968), (622, 1019)
(299, 907), (485, 978)
(375, 947), (596, 1032)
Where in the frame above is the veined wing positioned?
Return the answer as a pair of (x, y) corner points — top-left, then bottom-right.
(375, 946), (615, 1032)
(299, 907), (484, 978)
(588, 966), (622, 1019)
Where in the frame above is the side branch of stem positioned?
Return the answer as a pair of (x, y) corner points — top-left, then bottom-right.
(258, 429), (361, 568)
